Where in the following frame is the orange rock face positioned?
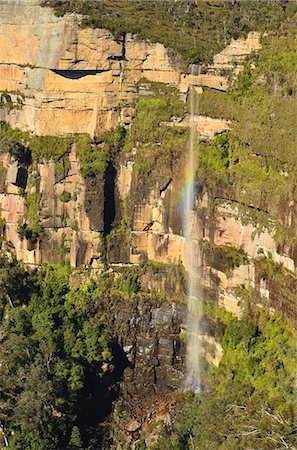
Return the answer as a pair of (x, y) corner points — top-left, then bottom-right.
(0, 1), (260, 137)
(0, 1), (182, 135)
(2, 1), (282, 325)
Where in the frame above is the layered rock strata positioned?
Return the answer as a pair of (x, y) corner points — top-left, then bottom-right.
(1, 0), (294, 370)
(0, 0), (260, 136)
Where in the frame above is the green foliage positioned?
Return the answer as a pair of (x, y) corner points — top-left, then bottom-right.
(199, 88), (240, 120)
(252, 255), (297, 326)
(126, 85), (185, 147)
(202, 240), (249, 276)
(75, 134), (108, 178)
(111, 272), (139, 296)
(68, 425), (83, 448)
(255, 254), (288, 281)
(17, 193), (44, 243)
(0, 162), (6, 192)
(249, 24), (297, 96)
(59, 191), (72, 203)
(43, 0), (293, 64)
(1, 255), (296, 449)
(0, 122), (127, 186)
(109, 261), (187, 304)
(18, 221), (44, 243)
(0, 254), (35, 319)
(124, 82), (187, 182)
(0, 216), (5, 237)
(0, 122), (29, 144)
(0, 123), (31, 166)
(195, 17), (297, 257)
(71, 219), (79, 232)
(31, 135), (72, 180)
(101, 124), (126, 153)
(29, 135), (72, 162)
(0, 123), (70, 180)
(75, 126), (125, 178)
(4, 140), (31, 166)
(196, 132), (230, 191)
(158, 308), (297, 449)
(0, 259), (113, 449)
(0, 258), (185, 448)
(25, 193), (41, 223)
(204, 302), (234, 325)
(0, 120), (126, 187)
(135, 439), (147, 450)
(0, 122), (71, 165)
(133, 128), (187, 179)
(106, 196), (130, 259)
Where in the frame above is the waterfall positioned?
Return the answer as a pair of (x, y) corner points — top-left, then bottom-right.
(183, 66), (202, 393)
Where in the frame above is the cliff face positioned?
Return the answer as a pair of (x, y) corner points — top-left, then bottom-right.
(0, 0), (180, 136)
(0, 0), (261, 267)
(1, 0), (262, 137)
(1, 0), (297, 406)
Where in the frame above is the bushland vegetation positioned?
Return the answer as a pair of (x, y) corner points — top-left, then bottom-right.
(42, 0), (296, 64)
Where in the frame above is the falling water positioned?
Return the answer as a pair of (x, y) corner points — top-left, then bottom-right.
(183, 66), (202, 393)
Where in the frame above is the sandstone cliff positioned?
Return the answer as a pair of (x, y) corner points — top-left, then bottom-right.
(0, 0), (296, 403)
(1, 2), (297, 448)
(0, 0), (261, 137)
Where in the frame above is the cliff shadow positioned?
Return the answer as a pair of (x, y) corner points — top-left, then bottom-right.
(104, 161), (116, 235)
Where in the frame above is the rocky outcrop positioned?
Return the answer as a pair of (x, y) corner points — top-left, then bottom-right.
(97, 281), (222, 446)
(120, 301), (186, 393)
(124, 159), (297, 321)
(1, 5), (296, 449)
(0, 149), (103, 266)
(209, 31), (261, 75)
(170, 114), (231, 140)
(0, 0), (261, 137)
(1, 0), (290, 328)
(2, 0), (291, 387)
(0, 0), (180, 135)
(0, 1), (263, 271)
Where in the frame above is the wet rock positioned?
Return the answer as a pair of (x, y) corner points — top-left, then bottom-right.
(152, 304), (175, 325)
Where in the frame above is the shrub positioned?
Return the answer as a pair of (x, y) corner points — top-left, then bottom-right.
(0, 163), (6, 192)
(0, 122), (71, 165)
(124, 82), (187, 184)
(111, 274), (139, 295)
(196, 133), (230, 192)
(30, 135), (72, 162)
(24, 222), (44, 243)
(126, 91), (185, 147)
(17, 221), (44, 243)
(59, 191), (72, 203)
(43, 0), (293, 64)
(75, 134), (108, 178)
(158, 308), (297, 449)
(202, 240), (249, 276)
(0, 217), (5, 237)
(197, 18), (297, 224)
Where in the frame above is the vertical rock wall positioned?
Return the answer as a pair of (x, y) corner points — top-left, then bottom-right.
(1, 0), (291, 337)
